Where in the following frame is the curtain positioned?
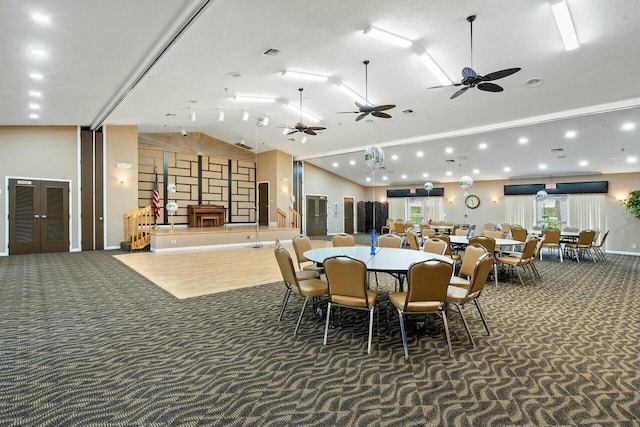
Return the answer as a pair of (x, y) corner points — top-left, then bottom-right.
(388, 198), (405, 221)
(504, 195), (535, 229)
(568, 194), (605, 231)
(425, 197), (444, 221)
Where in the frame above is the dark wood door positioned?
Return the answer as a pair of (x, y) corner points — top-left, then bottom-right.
(258, 182), (269, 226)
(344, 197), (354, 234)
(9, 179), (69, 255)
(94, 130), (104, 250)
(305, 195), (327, 236)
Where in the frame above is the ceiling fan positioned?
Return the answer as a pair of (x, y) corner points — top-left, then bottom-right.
(337, 60), (396, 121)
(287, 88), (326, 136)
(429, 15), (521, 99)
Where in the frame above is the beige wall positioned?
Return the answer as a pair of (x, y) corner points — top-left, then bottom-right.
(257, 150), (293, 225)
(105, 125), (139, 248)
(0, 126), (80, 254)
(304, 162), (368, 234)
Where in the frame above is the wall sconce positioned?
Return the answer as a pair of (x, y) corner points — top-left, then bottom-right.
(492, 197), (499, 203)
(281, 186), (288, 195)
(448, 198), (454, 204)
(617, 194), (628, 205)
(119, 176), (127, 184)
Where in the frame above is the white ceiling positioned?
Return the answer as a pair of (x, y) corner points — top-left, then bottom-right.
(4, 0), (640, 186)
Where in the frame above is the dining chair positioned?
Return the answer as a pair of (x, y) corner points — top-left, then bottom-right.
(449, 243), (488, 289)
(563, 226), (580, 232)
(590, 230), (609, 261)
(423, 237), (447, 256)
(434, 234), (461, 266)
(323, 255), (378, 354)
(483, 222), (496, 231)
(387, 260), (455, 358)
(529, 234), (545, 282)
(483, 230), (503, 239)
(332, 233), (355, 247)
(393, 221), (408, 246)
(406, 230), (420, 250)
(446, 253), (494, 347)
(565, 229), (596, 263)
(469, 236), (498, 286)
(499, 223), (511, 236)
(381, 218), (394, 234)
(375, 234), (403, 289)
(274, 246), (328, 335)
(496, 238), (539, 286)
(292, 235), (325, 275)
(541, 229), (563, 262)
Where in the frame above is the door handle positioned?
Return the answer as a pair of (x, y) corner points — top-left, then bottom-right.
(41, 215), (47, 219)
(98, 217), (103, 221)
(34, 214), (40, 218)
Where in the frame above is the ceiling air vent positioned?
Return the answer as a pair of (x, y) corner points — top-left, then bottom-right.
(235, 142), (253, 150)
(445, 159), (456, 163)
(262, 48), (282, 56)
(550, 148), (565, 153)
(402, 109), (415, 115)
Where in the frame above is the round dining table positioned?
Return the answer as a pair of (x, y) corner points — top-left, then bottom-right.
(449, 235), (523, 247)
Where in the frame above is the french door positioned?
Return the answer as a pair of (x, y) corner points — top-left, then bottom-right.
(305, 195), (327, 236)
(9, 179), (69, 255)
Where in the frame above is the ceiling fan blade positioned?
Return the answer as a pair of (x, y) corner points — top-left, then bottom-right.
(477, 82), (504, 92)
(307, 127), (326, 131)
(355, 113), (367, 121)
(481, 67), (521, 81)
(286, 130), (299, 135)
(372, 104), (396, 112)
(428, 83), (462, 89)
(371, 111), (392, 119)
(336, 111), (359, 114)
(450, 86), (470, 99)
(304, 129), (317, 136)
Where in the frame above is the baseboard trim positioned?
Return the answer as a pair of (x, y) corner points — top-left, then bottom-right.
(151, 240), (286, 253)
(606, 250), (640, 256)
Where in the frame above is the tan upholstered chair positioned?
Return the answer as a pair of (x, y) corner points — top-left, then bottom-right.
(387, 260), (455, 358)
(292, 235), (324, 275)
(381, 218), (394, 234)
(541, 229), (563, 262)
(496, 238), (539, 286)
(563, 226), (580, 232)
(499, 223), (511, 235)
(434, 234), (461, 265)
(469, 236), (497, 286)
(275, 239), (319, 280)
(423, 237), (447, 256)
(323, 256), (378, 354)
(450, 243), (488, 288)
(420, 227), (435, 239)
(274, 247), (328, 335)
(393, 222), (407, 246)
(483, 230), (503, 239)
(332, 233), (355, 247)
(591, 230), (609, 261)
(511, 227), (527, 243)
(375, 234), (403, 289)
(446, 253), (494, 347)
(565, 230), (596, 263)
(483, 222), (497, 231)
(406, 230), (420, 250)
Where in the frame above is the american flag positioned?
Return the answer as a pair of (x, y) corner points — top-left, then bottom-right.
(152, 172), (160, 222)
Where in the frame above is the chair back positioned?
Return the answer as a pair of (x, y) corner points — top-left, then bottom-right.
(454, 228), (468, 236)
(466, 253), (494, 296)
(521, 238), (538, 260)
(563, 226), (580, 232)
(534, 234), (546, 257)
(511, 227), (527, 242)
(393, 222), (406, 235)
(597, 230), (609, 246)
(459, 243), (488, 278)
(542, 229), (560, 244)
(332, 233), (355, 247)
(592, 228), (600, 243)
(274, 246), (301, 294)
(378, 234), (402, 248)
(577, 230), (596, 247)
(483, 230), (503, 239)
(483, 222), (496, 231)
(420, 227), (435, 238)
(469, 236), (496, 254)
(324, 256), (370, 308)
(434, 234), (452, 256)
(532, 225), (543, 230)
(423, 237), (447, 255)
(406, 230), (420, 250)
(292, 235), (313, 265)
(499, 223), (511, 233)
(404, 260), (453, 312)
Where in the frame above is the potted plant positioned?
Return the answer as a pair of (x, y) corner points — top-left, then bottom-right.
(624, 190), (640, 219)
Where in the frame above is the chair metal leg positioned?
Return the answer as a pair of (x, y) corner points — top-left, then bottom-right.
(515, 266), (525, 286)
(277, 287), (291, 322)
(559, 246), (563, 262)
(323, 302), (332, 345)
(455, 304), (475, 347)
(493, 263), (498, 286)
(294, 296), (310, 336)
(441, 309), (454, 358)
(398, 310), (409, 359)
(474, 299), (491, 336)
(367, 307), (374, 354)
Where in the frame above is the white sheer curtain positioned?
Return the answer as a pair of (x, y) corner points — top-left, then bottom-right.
(388, 198), (405, 221)
(504, 195), (535, 229)
(568, 194), (605, 230)
(425, 197), (444, 221)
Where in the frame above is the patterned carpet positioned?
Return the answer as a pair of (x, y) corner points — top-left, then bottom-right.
(1, 249), (639, 426)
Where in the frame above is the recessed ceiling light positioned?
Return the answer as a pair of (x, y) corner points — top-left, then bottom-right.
(539, 164), (547, 169)
(503, 166), (511, 172)
(332, 162), (338, 167)
(401, 174), (407, 179)
(30, 48), (47, 57)
(627, 156), (638, 163)
(472, 169), (479, 174)
(565, 130), (577, 138)
(445, 147), (453, 154)
(29, 103), (40, 110)
(422, 173), (429, 178)
(382, 176), (388, 181)
(478, 143), (487, 149)
(29, 114), (39, 119)
(31, 13), (50, 23)
(349, 160), (356, 166)
(366, 177), (371, 182)
(29, 90), (41, 97)
(363, 25), (412, 48)
(446, 171), (452, 176)
(579, 160), (588, 166)
(622, 123), (636, 131)
(29, 72), (43, 80)
(391, 154), (398, 160)
(282, 69), (329, 82)
(519, 137), (528, 144)
(416, 151), (424, 157)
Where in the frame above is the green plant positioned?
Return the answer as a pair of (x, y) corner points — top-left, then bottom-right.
(624, 190), (640, 219)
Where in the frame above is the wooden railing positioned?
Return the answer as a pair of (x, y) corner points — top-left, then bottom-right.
(290, 207), (301, 229)
(124, 205), (153, 250)
(276, 208), (287, 228)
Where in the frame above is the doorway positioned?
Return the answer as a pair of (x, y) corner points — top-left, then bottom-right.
(343, 197), (354, 234)
(9, 179), (70, 255)
(305, 195), (327, 236)
(258, 182), (269, 226)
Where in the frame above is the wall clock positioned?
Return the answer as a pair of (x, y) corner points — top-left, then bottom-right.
(465, 194), (480, 209)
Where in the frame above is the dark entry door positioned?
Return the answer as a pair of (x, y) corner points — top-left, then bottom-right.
(258, 182), (269, 226)
(9, 179), (69, 255)
(305, 195), (327, 236)
(344, 197), (354, 234)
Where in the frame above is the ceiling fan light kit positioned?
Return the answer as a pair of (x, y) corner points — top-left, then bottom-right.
(286, 88), (327, 138)
(335, 60), (396, 121)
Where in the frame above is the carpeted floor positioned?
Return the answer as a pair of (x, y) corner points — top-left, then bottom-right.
(1, 249), (639, 426)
